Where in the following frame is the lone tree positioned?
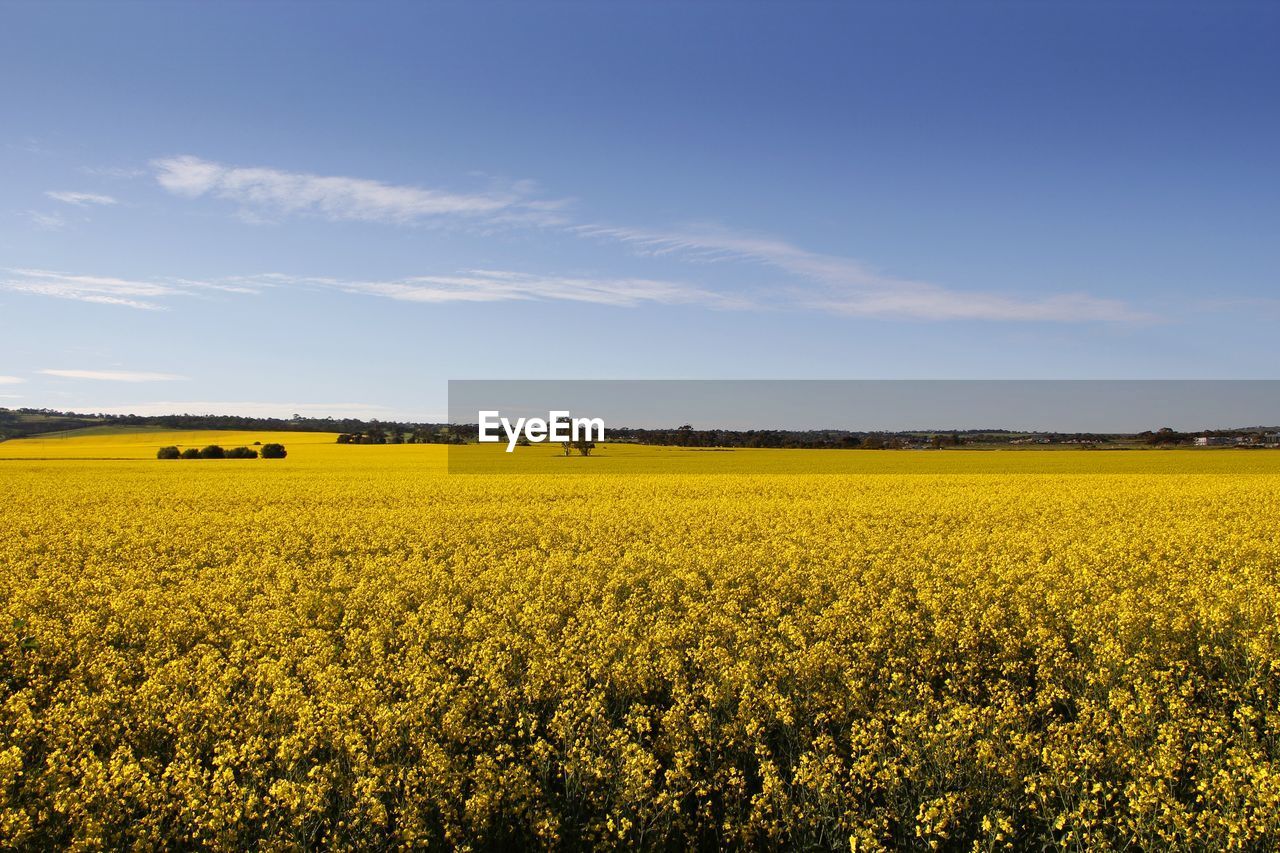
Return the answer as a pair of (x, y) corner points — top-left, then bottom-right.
(156, 446), (180, 460)
(260, 443), (287, 459)
(199, 445), (225, 459)
(574, 439), (595, 457)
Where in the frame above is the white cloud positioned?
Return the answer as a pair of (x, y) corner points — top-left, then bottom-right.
(577, 223), (1150, 323)
(151, 155), (558, 225)
(45, 191), (118, 207)
(72, 401), (402, 419)
(0, 376), (25, 385)
(40, 369), (188, 382)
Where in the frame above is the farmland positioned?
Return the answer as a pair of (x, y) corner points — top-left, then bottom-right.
(2, 431), (1279, 849)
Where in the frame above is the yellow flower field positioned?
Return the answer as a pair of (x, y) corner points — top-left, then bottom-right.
(2, 431), (1279, 849)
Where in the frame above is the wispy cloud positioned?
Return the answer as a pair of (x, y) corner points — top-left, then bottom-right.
(3, 266), (733, 311)
(576, 223), (1149, 323)
(0, 268), (262, 310)
(140, 156), (1143, 323)
(2, 268), (176, 309)
(249, 270), (748, 309)
(8, 137), (44, 155)
(0, 376), (25, 385)
(4, 258), (1140, 322)
(152, 155), (564, 226)
(80, 165), (147, 180)
(40, 369), (188, 382)
(45, 190), (118, 207)
(72, 401), (400, 419)
(25, 211), (67, 231)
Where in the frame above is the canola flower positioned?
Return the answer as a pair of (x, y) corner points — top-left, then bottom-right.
(1, 433), (1279, 849)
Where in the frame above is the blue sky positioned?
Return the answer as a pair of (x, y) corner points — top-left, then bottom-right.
(1, 0), (1277, 421)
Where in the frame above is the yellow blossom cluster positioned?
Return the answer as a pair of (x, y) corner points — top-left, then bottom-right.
(1, 435), (1278, 849)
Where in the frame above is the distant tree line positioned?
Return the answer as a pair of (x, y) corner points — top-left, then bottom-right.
(335, 423), (464, 444)
(1, 407), (452, 442)
(602, 427), (1199, 449)
(605, 426), (995, 449)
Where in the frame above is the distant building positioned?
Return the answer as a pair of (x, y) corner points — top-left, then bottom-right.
(1195, 436), (1237, 446)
